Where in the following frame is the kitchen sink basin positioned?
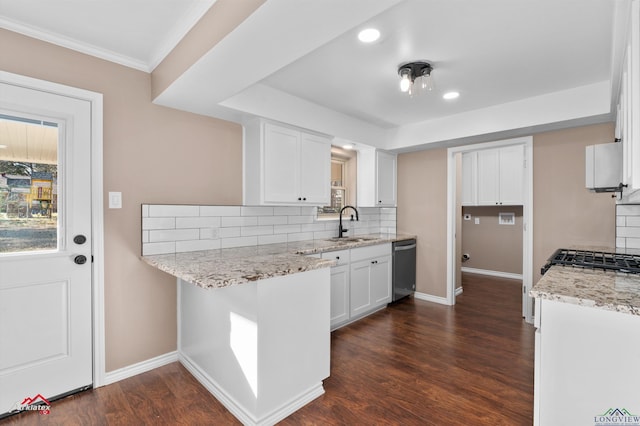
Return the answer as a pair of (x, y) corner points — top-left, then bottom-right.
(325, 237), (379, 243)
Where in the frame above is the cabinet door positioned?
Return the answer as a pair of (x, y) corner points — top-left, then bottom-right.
(376, 151), (397, 206)
(476, 149), (500, 205)
(499, 144), (524, 205)
(330, 265), (349, 328)
(300, 133), (331, 204)
(350, 259), (372, 317)
(461, 151), (477, 205)
(370, 255), (392, 306)
(263, 124), (300, 203)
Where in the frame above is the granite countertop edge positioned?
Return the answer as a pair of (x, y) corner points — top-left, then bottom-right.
(530, 265), (640, 316)
(142, 233), (416, 290)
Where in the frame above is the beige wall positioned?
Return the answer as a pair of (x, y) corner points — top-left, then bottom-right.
(0, 29), (243, 371)
(532, 123), (616, 282)
(397, 148), (448, 298)
(397, 122), (616, 298)
(461, 206), (523, 274)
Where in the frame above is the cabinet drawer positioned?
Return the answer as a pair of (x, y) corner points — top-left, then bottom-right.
(350, 243), (391, 262)
(321, 249), (350, 266)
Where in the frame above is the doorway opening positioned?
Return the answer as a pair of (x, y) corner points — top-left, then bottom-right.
(447, 136), (534, 323)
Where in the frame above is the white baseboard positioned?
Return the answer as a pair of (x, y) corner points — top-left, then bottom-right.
(102, 351), (178, 386)
(461, 267), (523, 281)
(413, 291), (452, 306)
(455, 286), (463, 296)
(179, 353), (324, 426)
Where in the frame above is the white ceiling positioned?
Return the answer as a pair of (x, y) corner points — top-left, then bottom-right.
(0, 0), (629, 151)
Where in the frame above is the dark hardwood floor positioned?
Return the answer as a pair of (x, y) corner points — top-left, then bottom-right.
(2, 273), (534, 425)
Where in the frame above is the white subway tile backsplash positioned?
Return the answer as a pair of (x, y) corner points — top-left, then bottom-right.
(200, 206), (241, 216)
(219, 227), (241, 238)
(288, 215), (314, 225)
(141, 204), (396, 255)
(617, 216), (627, 227)
(176, 217), (221, 229)
(627, 238), (640, 249)
(616, 237), (626, 248)
(241, 206), (274, 216)
(618, 226), (640, 238)
(627, 216), (640, 227)
(258, 216), (288, 226)
(142, 241), (175, 256)
(220, 236), (258, 249)
(150, 229), (199, 242)
(617, 205), (640, 216)
(287, 232), (314, 242)
(143, 217), (175, 230)
(258, 234), (288, 245)
(221, 216), (258, 227)
(274, 224), (301, 234)
(241, 226), (274, 237)
(149, 205), (199, 217)
(176, 239), (221, 252)
(199, 228), (219, 240)
(274, 206), (300, 216)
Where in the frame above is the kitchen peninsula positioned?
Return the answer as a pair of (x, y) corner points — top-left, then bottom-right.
(141, 203), (407, 425)
(530, 251), (640, 426)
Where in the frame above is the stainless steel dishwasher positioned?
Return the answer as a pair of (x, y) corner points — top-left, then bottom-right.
(392, 238), (416, 302)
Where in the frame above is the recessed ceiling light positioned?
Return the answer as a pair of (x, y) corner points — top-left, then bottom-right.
(0, 145), (7, 149)
(358, 28), (380, 43)
(443, 91), (460, 100)
(342, 144), (354, 150)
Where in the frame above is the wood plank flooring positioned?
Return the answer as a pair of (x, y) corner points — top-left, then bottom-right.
(2, 273), (534, 425)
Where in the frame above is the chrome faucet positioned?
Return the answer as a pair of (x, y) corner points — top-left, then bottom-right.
(338, 205), (359, 238)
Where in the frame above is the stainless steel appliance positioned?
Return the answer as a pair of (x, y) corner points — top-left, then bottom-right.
(392, 239), (416, 302)
(541, 248), (640, 275)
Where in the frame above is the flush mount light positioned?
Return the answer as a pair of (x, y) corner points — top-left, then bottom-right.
(398, 61), (433, 96)
(342, 143), (354, 150)
(358, 28), (380, 43)
(443, 91), (460, 100)
(0, 144), (7, 149)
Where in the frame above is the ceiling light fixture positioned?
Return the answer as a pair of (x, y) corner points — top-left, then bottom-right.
(0, 145), (7, 149)
(398, 61), (433, 96)
(443, 91), (460, 100)
(358, 28), (380, 43)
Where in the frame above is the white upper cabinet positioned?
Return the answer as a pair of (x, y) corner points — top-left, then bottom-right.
(244, 120), (331, 205)
(619, 0), (640, 192)
(462, 144), (525, 206)
(357, 147), (397, 207)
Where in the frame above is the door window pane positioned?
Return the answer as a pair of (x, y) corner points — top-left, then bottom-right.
(0, 114), (58, 254)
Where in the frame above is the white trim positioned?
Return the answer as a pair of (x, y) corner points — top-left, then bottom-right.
(103, 351), (179, 386)
(447, 136), (534, 323)
(180, 353), (325, 426)
(455, 286), (463, 296)
(0, 71), (107, 387)
(461, 267), (523, 281)
(413, 291), (451, 306)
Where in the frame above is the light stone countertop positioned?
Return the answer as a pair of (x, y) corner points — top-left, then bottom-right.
(142, 233), (416, 290)
(530, 266), (640, 316)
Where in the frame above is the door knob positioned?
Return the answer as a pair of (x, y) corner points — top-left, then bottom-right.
(74, 255), (87, 265)
(74, 235), (87, 245)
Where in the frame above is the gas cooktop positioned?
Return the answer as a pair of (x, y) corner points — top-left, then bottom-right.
(541, 248), (640, 275)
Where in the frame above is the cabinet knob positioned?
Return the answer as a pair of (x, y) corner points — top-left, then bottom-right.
(303, 197), (307, 201)
(336, 256), (340, 260)
(298, 197), (302, 201)
(371, 260), (378, 264)
(378, 200), (382, 204)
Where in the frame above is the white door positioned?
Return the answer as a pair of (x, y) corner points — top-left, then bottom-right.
(0, 82), (93, 415)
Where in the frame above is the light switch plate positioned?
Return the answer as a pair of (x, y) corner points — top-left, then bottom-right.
(109, 192), (122, 209)
(474, 217), (480, 225)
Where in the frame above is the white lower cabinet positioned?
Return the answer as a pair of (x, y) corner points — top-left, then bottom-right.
(323, 243), (392, 330)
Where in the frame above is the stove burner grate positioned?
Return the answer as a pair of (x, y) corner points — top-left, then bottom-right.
(541, 249), (640, 275)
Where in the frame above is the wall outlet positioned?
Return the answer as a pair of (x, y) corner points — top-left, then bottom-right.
(474, 217), (480, 225)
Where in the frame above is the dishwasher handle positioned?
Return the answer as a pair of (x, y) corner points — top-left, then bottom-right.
(394, 243), (416, 252)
